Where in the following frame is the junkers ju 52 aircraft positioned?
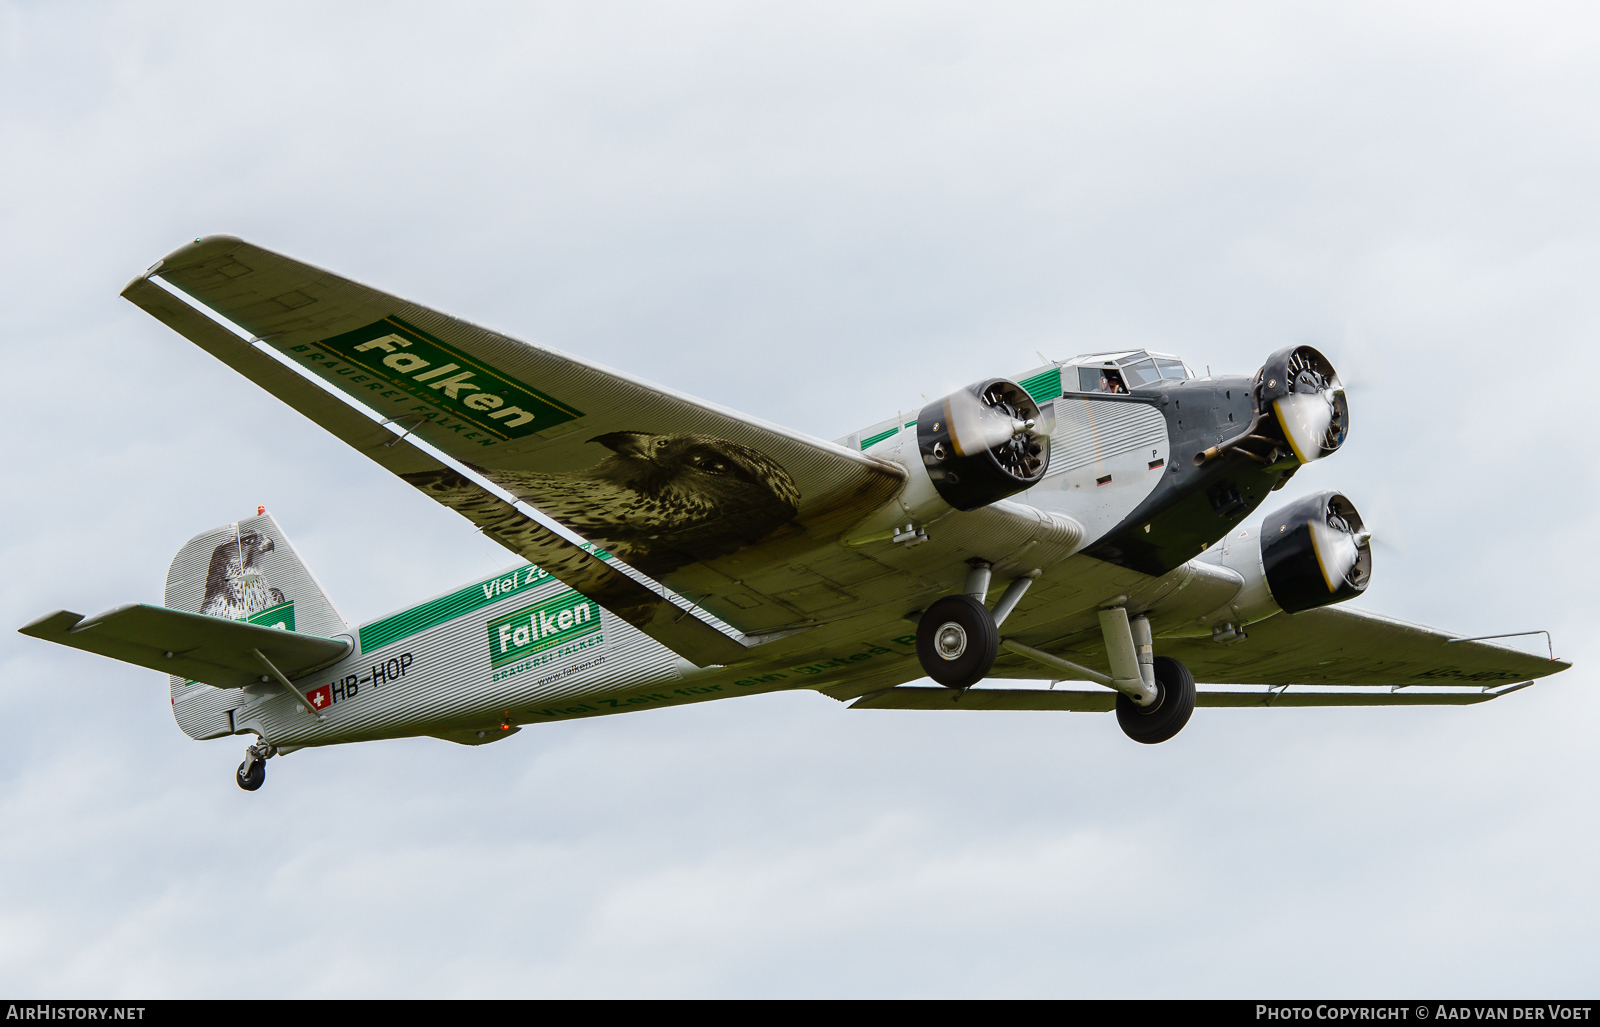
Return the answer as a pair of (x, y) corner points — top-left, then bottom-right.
(22, 236), (1569, 790)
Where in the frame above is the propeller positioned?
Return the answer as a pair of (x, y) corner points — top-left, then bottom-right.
(1261, 346), (1350, 464)
(1308, 496), (1372, 593)
(945, 382), (1049, 479)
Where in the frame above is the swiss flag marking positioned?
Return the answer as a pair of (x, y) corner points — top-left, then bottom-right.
(307, 685), (332, 710)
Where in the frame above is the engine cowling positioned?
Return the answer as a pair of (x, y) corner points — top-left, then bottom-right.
(1258, 345), (1349, 464)
(1203, 490), (1372, 626)
(1260, 491), (1371, 612)
(915, 378), (1050, 511)
(844, 378), (1052, 543)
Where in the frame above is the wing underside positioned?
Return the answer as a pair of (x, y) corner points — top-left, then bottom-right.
(983, 604), (1566, 689)
(847, 681), (1534, 711)
(120, 277), (751, 666)
(130, 236), (914, 638)
(126, 236), (1110, 653)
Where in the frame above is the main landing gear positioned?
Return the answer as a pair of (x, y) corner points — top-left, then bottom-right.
(913, 562), (1196, 744)
(916, 594), (999, 688)
(236, 740), (275, 791)
(915, 560), (1027, 689)
(1115, 655), (1195, 745)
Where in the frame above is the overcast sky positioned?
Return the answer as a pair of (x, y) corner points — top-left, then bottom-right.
(2, 1), (1596, 997)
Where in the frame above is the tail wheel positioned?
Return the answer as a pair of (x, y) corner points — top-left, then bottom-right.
(916, 594), (999, 688)
(1115, 656), (1196, 744)
(236, 760), (266, 791)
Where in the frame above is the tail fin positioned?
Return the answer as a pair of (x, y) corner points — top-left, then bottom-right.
(166, 510), (349, 637)
(165, 511), (349, 740)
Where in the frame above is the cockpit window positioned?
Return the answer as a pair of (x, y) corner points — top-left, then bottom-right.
(1069, 349), (1191, 392)
(1121, 358), (1160, 387)
(1077, 367), (1127, 393)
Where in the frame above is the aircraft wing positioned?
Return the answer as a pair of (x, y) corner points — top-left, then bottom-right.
(124, 236), (923, 642)
(19, 604), (350, 690)
(985, 604), (1567, 691)
(1156, 606), (1566, 689)
(118, 276), (753, 667)
(848, 683), (1531, 711)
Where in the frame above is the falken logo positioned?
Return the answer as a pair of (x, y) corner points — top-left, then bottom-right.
(300, 317), (583, 441)
(246, 601), (294, 632)
(488, 591), (601, 670)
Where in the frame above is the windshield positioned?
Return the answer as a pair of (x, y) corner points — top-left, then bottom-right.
(1121, 358), (1161, 387)
(1116, 350), (1190, 385)
(1068, 349), (1192, 390)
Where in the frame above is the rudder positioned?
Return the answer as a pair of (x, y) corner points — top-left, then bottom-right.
(165, 510), (349, 739)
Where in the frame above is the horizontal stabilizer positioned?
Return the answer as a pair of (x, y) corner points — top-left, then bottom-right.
(848, 683), (1531, 711)
(19, 604), (351, 690)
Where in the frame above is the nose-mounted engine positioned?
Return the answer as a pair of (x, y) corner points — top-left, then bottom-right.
(1260, 345), (1349, 464)
(1197, 345), (1349, 469)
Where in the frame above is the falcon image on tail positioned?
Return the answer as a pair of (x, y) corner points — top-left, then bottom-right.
(200, 531), (285, 621)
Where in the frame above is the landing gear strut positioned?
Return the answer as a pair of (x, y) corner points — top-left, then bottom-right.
(236, 740), (275, 791)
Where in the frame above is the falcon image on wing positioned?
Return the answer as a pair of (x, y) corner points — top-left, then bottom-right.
(465, 430), (802, 576)
(18, 236), (1571, 791)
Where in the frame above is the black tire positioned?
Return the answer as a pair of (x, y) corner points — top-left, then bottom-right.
(1115, 656), (1196, 744)
(916, 594), (999, 688)
(236, 760), (266, 791)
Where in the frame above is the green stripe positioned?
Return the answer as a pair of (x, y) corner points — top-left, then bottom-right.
(1018, 367), (1062, 404)
(358, 548), (611, 652)
(860, 427), (899, 450)
(360, 573), (523, 652)
(858, 420), (919, 451)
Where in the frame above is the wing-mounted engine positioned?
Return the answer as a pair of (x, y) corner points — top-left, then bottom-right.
(1261, 491), (1371, 612)
(917, 379), (1050, 510)
(1199, 490), (1372, 629)
(845, 378), (1051, 543)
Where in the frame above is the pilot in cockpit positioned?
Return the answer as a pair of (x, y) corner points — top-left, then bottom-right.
(1098, 370), (1126, 394)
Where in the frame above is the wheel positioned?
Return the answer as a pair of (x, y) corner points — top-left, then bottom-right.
(1115, 656), (1196, 744)
(236, 759), (266, 791)
(916, 594), (1000, 688)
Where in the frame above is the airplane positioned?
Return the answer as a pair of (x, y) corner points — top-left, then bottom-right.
(20, 236), (1570, 791)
